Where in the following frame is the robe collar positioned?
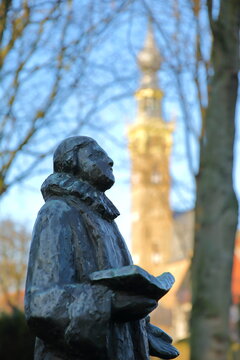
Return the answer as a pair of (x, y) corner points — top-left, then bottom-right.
(41, 173), (120, 221)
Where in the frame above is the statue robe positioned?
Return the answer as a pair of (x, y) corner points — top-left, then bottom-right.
(25, 173), (178, 360)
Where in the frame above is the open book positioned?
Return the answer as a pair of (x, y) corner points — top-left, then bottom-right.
(89, 265), (175, 301)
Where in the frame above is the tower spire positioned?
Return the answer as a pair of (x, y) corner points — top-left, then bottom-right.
(135, 21), (163, 122)
(137, 21), (161, 89)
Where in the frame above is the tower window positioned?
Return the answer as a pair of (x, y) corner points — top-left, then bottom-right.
(151, 243), (162, 264)
(151, 253), (163, 264)
(151, 172), (162, 184)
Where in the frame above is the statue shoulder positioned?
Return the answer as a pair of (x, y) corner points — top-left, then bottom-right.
(35, 197), (80, 228)
(32, 197), (84, 243)
(40, 197), (72, 215)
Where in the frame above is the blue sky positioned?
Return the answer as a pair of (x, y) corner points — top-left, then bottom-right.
(1, 1), (240, 248)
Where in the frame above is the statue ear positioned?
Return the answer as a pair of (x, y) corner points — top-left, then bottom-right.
(71, 148), (79, 175)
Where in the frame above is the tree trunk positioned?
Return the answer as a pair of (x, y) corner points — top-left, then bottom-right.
(190, 1), (240, 360)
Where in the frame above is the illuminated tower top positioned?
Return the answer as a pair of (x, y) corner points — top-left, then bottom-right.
(137, 22), (161, 90)
(135, 23), (164, 123)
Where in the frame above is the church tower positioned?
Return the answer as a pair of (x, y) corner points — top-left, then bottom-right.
(128, 23), (174, 276)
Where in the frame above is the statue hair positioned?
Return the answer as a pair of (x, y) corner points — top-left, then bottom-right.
(53, 136), (95, 174)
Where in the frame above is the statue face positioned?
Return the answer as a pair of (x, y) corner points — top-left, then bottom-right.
(76, 141), (115, 191)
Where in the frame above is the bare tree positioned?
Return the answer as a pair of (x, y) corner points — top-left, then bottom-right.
(0, 218), (30, 307)
(1, 2), (239, 358)
(190, 1), (240, 359)
(0, 0), (133, 197)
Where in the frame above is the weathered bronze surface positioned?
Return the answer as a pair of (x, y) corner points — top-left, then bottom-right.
(25, 136), (179, 360)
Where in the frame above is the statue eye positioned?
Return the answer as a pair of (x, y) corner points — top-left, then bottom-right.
(94, 151), (104, 158)
(88, 151), (102, 160)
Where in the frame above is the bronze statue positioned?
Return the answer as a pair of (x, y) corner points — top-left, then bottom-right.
(25, 136), (179, 360)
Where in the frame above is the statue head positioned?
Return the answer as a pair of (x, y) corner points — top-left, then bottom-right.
(53, 136), (115, 191)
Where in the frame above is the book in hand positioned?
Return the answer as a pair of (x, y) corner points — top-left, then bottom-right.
(89, 265), (175, 301)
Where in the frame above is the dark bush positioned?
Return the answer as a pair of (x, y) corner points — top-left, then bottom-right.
(0, 308), (35, 360)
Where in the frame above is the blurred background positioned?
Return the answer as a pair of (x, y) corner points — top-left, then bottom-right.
(0, 1), (239, 359)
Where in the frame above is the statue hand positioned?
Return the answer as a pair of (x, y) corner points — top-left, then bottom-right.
(111, 292), (157, 322)
(147, 323), (179, 359)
